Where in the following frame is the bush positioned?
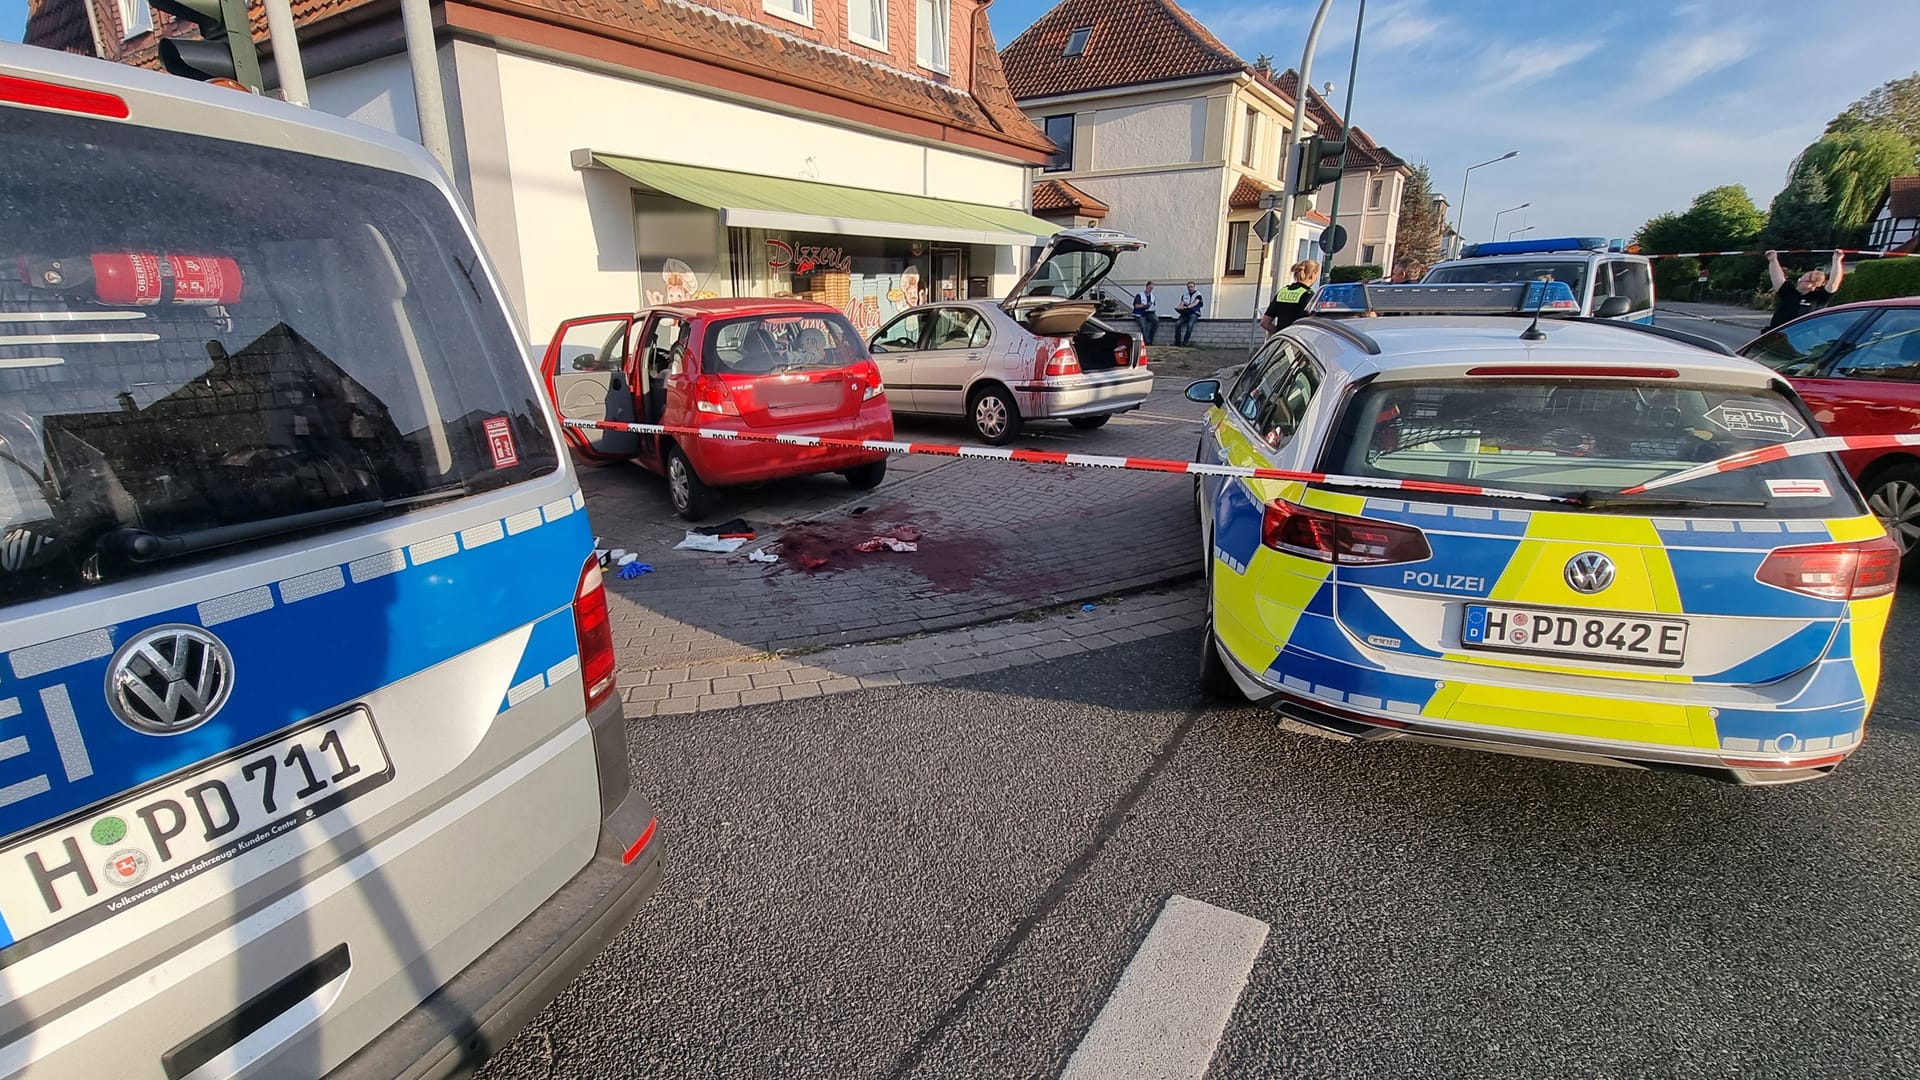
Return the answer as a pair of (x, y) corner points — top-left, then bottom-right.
(1833, 257), (1920, 303)
(1654, 257), (1700, 302)
(1330, 264), (1383, 283)
(1706, 253), (1767, 293)
(1751, 288), (1775, 311)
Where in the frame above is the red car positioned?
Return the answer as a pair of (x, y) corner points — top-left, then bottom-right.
(1740, 298), (1920, 570)
(543, 299), (892, 519)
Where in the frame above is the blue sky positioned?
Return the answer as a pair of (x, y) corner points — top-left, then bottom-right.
(993, 0), (1920, 244)
(8, 0), (1914, 243)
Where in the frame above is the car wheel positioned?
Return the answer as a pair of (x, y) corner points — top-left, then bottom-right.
(1866, 462), (1920, 575)
(969, 386), (1021, 445)
(1068, 415), (1110, 430)
(1198, 527), (1240, 701)
(845, 459), (887, 490)
(666, 447), (713, 521)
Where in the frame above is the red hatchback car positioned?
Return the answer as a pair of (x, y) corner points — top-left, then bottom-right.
(1740, 298), (1920, 570)
(543, 299), (892, 519)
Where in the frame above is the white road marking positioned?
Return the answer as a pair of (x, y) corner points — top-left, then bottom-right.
(1129, 412), (1207, 424)
(1060, 895), (1269, 1080)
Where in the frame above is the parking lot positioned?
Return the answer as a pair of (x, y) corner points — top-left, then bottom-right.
(477, 338), (1920, 1080)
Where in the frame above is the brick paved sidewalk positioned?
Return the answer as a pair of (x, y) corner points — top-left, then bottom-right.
(621, 582), (1206, 717)
(583, 379), (1236, 679)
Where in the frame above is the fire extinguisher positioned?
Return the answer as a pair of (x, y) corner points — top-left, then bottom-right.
(17, 253), (245, 306)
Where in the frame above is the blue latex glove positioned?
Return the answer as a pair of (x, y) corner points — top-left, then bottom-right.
(619, 562), (652, 579)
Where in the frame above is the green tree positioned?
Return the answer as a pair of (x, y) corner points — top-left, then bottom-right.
(1827, 72), (1920, 146)
(1392, 163), (1444, 267)
(1765, 167), (1835, 250)
(1633, 186), (1764, 254)
(1790, 126), (1918, 241)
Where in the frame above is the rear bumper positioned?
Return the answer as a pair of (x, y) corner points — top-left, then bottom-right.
(1214, 632), (1862, 785)
(688, 404), (892, 485)
(1012, 370), (1154, 420)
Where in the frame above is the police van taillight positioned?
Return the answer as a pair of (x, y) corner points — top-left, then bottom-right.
(574, 556), (619, 711)
(1262, 499), (1432, 565)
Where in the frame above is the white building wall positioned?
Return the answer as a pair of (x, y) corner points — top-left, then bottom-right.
(1088, 99), (1207, 170)
(305, 53), (419, 142)
(1061, 169), (1224, 288)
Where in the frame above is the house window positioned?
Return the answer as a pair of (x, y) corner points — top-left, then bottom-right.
(1043, 115), (1074, 173)
(1226, 221), (1250, 276)
(916, 0), (950, 72)
(1065, 26), (1092, 56)
(118, 0), (152, 38)
(1368, 177), (1384, 209)
(764, 0), (812, 26)
(1361, 243), (1378, 264)
(848, 0), (885, 48)
(1242, 107), (1258, 168)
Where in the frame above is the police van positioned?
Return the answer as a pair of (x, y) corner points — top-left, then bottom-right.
(0, 45), (658, 1077)
(1423, 236), (1656, 322)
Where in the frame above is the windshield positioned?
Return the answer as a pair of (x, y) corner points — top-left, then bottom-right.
(1322, 379), (1855, 517)
(1425, 260), (1591, 299)
(0, 107), (554, 609)
(703, 312), (869, 375)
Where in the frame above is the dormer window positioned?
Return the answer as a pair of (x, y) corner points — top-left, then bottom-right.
(1064, 27), (1091, 56)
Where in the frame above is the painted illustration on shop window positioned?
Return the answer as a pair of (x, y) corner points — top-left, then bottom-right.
(644, 258), (718, 307)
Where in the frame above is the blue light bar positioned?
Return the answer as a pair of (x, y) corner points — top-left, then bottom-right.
(1312, 281), (1581, 316)
(1459, 236), (1608, 258)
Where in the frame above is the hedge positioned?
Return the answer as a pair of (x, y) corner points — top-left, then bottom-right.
(1833, 257), (1920, 303)
(1329, 264), (1383, 283)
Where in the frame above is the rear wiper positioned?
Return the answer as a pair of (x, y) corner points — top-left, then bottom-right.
(1577, 492), (1767, 511)
(104, 500), (391, 562)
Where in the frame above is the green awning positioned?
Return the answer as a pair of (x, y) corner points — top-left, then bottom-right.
(591, 153), (1058, 247)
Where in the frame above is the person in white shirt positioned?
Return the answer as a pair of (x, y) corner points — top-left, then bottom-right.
(1174, 282), (1204, 345)
(1131, 283), (1158, 344)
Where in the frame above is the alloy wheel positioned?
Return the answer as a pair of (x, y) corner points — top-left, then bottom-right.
(975, 396), (1008, 441)
(669, 456), (692, 513)
(1871, 478), (1920, 554)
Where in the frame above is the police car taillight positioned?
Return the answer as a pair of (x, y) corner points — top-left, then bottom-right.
(1262, 499), (1432, 565)
(1755, 535), (1901, 601)
(575, 556), (620, 711)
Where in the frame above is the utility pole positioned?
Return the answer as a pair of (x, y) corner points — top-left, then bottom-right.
(1262, 0), (1336, 323)
(261, 0), (308, 104)
(400, 0), (455, 175)
(1318, 0), (1366, 270)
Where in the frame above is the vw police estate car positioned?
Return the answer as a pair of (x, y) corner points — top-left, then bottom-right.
(0, 46), (658, 1076)
(1424, 236), (1656, 322)
(1188, 283), (1896, 785)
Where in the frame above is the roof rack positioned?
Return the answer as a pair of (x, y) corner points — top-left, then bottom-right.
(1313, 281), (1581, 318)
(1566, 317), (1738, 356)
(1298, 317), (1381, 355)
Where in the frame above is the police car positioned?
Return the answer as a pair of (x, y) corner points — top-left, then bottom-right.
(1424, 236), (1656, 322)
(1185, 282), (1896, 785)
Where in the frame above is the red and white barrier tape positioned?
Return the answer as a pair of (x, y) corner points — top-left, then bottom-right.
(1644, 248), (1915, 260)
(1625, 433), (1920, 494)
(560, 417), (1578, 504)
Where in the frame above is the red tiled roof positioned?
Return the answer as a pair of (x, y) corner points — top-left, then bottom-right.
(1033, 177), (1109, 216)
(999, 0), (1244, 101)
(1228, 173), (1274, 210)
(1272, 68), (1406, 171)
(1888, 176), (1920, 220)
(24, 0), (94, 54)
(1303, 209), (1330, 225)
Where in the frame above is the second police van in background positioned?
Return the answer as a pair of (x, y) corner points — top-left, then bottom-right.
(1423, 236), (1656, 322)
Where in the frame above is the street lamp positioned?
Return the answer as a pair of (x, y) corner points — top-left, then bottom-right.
(1490, 202), (1530, 242)
(1508, 225), (1535, 241)
(1453, 150), (1518, 252)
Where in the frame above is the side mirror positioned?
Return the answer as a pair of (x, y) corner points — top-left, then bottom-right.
(869, 343), (887, 355)
(1185, 379), (1223, 405)
(1596, 295), (1633, 318)
(572, 352), (606, 371)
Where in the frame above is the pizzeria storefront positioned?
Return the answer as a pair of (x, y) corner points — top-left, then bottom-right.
(583, 154), (1056, 338)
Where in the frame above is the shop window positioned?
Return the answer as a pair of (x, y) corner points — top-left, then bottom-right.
(848, 0), (885, 49)
(764, 0), (812, 26)
(916, 0), (950, 73)
(1225, 221), (1250, 276)
(1044, 115), (1074, 173)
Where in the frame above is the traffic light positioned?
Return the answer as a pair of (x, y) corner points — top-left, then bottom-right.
(148, 0), (262, 90)
(1294, 135), (1346, 197)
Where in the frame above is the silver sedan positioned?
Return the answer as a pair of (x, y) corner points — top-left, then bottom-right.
(867, 229), (1155, 444)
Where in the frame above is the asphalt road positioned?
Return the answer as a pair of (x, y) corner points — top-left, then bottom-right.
(479, 593), (1920, 1080)
(1653, 308), (1759, 352)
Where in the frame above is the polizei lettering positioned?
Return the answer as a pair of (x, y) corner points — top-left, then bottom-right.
(1402, 570), (1486, 593)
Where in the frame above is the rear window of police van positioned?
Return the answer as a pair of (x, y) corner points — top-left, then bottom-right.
(0, 106), (556, 609)
(1320, 378), (1856, 518)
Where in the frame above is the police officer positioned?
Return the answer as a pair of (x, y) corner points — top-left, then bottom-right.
(1261, 259), (1321, 334)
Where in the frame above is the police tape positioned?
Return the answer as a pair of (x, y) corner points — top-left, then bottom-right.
(1625, 432), (1920, 494)
(1643, 248), (1915, 260)
(558, 417), (1580, 504)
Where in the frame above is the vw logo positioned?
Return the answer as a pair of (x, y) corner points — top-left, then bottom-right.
(1564, 551), (1616, 594)
(105, 625), (234, 735)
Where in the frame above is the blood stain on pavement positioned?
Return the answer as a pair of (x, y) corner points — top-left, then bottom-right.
(769, 509), (998, 594)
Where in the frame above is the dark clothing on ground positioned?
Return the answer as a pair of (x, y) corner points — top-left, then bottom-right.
(1768, 277), (1832, 330)
(1265, 282), (1315, 332)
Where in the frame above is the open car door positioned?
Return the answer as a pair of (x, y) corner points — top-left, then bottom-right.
(542, 313), (641, 459)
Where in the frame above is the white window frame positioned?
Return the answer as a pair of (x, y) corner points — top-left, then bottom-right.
(1361, 243), (1378, 264)
(916, 0), (951, 73)
(1367, 177), (1384, 210)
(118, 0), (153, 38)
(764, 0), (814, 28)
(847, 0), (886, 49)
(1064, 27), (1092, 57)
(1241, 106), (1258, 168)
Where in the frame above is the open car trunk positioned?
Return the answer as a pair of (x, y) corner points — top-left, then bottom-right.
(1072, 316), (1139, 372)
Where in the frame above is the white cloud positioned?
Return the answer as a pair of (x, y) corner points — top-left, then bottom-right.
(1477, 40), (1605, 92)
(1634, 31), (1758, 102)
